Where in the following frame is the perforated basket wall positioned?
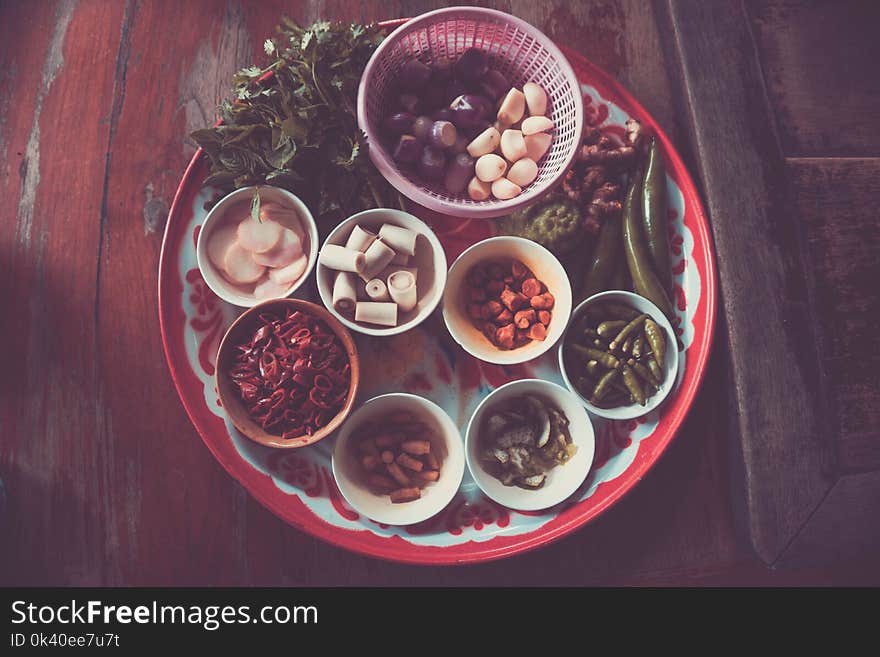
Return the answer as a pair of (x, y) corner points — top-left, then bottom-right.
(358, 7), (583, 219)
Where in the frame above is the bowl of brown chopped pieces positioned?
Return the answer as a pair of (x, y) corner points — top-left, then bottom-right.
(442, 236), (572, 365)
(331, 393), (465, 526)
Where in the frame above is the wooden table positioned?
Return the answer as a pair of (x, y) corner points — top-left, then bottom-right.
(1, 0), (877, 586)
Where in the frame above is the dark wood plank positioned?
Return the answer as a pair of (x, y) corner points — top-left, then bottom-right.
(665, 0), (836, 564)
(0, 0), (127, 585)
(746, 0), (880, 157)
(776, 470), (880, 569)
(787, 157), (880, 474)
(96, 0), (262, 585)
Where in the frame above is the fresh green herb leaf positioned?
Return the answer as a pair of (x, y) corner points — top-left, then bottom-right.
(191, 18), (400, 232)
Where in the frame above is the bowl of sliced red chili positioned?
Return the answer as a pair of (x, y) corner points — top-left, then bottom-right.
(215, 298), (360, 449)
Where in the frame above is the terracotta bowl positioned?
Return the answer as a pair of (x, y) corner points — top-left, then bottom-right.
(215, 298), (360, 449)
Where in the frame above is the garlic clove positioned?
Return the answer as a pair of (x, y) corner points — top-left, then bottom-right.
(468, 176), (492, 201)
(507, 158), (539, 187)
(523, 82), (548, 117)
(521, 115), (554, 136)
(497, 88), (526, 126)
(524, 132), (553, 161)
(466, 126), (501, 158)
(500, 129), (528, 162)
(475, 153), (508, 183)
(491, 177), (523, 200)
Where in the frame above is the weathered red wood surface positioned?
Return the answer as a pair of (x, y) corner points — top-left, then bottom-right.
(1, 0), (877, 586)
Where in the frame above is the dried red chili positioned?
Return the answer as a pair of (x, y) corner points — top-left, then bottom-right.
(228, 308), (351, 439)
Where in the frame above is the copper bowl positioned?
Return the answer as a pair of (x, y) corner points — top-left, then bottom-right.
(215, 298), (360, 449)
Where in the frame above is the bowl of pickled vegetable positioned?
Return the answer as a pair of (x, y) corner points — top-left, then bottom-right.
(465, 379), (594, 511)
(558, 291), (679, 420)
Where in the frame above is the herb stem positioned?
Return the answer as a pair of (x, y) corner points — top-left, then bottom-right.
(310, 61), (332, 109)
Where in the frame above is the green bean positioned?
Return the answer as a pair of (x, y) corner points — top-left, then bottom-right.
(644, 318), (666, 367)
(642, 138), (674, 296)
(621, 365), (646, 405)
(570, 344), (620, 369)
(597, 320), (626, 338)
(609, 313), (648, 351)
(621, 336), (633, 354)
(593, 338), (610, 350)
(585, 359), (602, 376)
(591, 368), (620, 402)
(622, 168), (674, 319)
(582, 327), (599, 339)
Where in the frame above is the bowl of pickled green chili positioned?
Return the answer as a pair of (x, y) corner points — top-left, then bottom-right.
(558, 290), (679, 420)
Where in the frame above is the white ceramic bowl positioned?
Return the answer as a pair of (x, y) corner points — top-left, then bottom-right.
(558, 290), (680, 420)
(465, 379), (594, 511)
(316, 209), (448, 336)
(442, 236), (572, 365)
(196, 185), (319, 307)
(332, 393), (465, 526)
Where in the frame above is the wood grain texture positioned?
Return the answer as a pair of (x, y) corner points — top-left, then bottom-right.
(665, 0), (836, 564)
(746, 0), (880, 157)
(1, 0), (878, 585)
(786, 157), (880, 474)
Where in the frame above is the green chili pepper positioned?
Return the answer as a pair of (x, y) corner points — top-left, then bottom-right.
(602, 303), (640, 320)
(622, 168), (674, 319)
(629, 358), (660, 387)
(610, 313), (648, 351)
(591, 368), (620, 402)
(621, 364), (646, 405)
(647, 357), (663, 382)
(632, 335), (645, 359)
(597, 320), (626, 338)
(644, 318), (666, 367)
(611, 377), (631, 395)
(575, 377), (596, 399)
(642, 138), (674, 296)
(570, 344), (620, 369)
(580, 213), (622, 301)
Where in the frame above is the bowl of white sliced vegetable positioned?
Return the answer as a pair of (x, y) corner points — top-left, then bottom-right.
(196, 185), (319, 307)
(315, 208), (448, 337)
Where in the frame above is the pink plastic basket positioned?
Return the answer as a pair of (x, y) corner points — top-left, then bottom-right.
(358, 7), (584, 220)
